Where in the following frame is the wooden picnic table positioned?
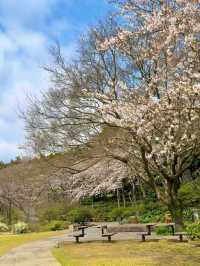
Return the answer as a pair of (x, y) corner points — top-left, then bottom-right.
(97, 223), (156, 234)
(97, 223), (157, 242)
(97, 223), (175, 236)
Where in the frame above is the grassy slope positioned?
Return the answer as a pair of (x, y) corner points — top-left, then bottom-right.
(53, 240), (200, 266)
(0, 231), (65, 256)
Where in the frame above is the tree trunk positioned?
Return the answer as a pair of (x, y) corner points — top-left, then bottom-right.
(132, 182), (136, 203)
(165, 178), (184, 228)
(122, 188), (126, 208)
(116, 189), (120, 208)
(168, 201), (184, 228)
(8, 200), (12, 225)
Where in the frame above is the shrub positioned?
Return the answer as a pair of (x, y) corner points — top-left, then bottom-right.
(44, 220), (69, 231)
(28, 223), (42, 232)
(139, 209), (164, 223)
(0, 222), (9, 232)
(131, 203), (146, 214)
(108, 208), (125, 222)
(108, 207), (135, 222)
(183, 208), (194, 222)
(92, 207), (111, 222)
(13, 222), (29, 234)
(67, 208), (93, 224)
(155, 226), (171, 235)
(186, 221), (200, 240)
(178, 178), (200, 207)
(0, 216), (5, 223)
(38, 205), (67, 222)
(126, 216), (139, 224)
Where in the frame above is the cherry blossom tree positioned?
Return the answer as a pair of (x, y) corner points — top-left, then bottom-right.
(22, 0), (200, 225)
(91, 0), (200, 225)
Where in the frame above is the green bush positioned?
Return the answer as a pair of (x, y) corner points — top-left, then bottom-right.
(38, 206), (67, 222)
(131, 203), (146, 214)
(186, 221), (200, 239)
(139, 209), (164, 223)
(108, 207), (135, 222)
(91, 207), (109, 222)
(183, 208), (194, 222)
(28, 223), (41, 232)
(0, 222), (9, 232)
(178, 178), (200, 207)
(67, 208), (93, 224)
(0, 215), (5, 223)
(13, 222), (29, 234)
(108, 208), (124, 222)
(155, 226), (171, 235)
(41, 220), (69, 231)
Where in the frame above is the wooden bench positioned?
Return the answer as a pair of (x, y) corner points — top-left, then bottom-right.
(154, 223), (188, 242)
(174, 232), (188, 242)
(102, 232), (116, 242)
(73, 231), (84, 243)
(101, 224), (151, 242)
(137, 232), (150, 242)
(72, 224), (91, 243)
(100, 225), (116, 242)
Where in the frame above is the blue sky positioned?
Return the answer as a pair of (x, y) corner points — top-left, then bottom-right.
(0, 0), (113, 162)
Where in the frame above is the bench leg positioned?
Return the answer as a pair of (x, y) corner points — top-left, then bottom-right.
(75, 236), (79, 243)
(179, 235), (183, 242)
(108, 235), (112, 242)
(141, 235), (146, 242)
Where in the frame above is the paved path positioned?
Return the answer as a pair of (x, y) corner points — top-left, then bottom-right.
(0, 224), (179, 266)
(0, 234), (69, 266)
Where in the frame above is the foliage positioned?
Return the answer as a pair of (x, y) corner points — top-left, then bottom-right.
(186, 221), (200, 240)
(0, 161), (7, 169)
(91, 207), (111, 222)
(39, 206), (67, 222)
(183, 208), (195, 222)
(0, 215), (6, 223)
(13, 222), (29, 234)
(74, 201), (167, 223)
(67, 208), (93, 224)
(28, 223), (41, 232)
(155, 226), (171, 236)
(108, 207), (135, 222)
(41, 220), (69, 231)
(178, 178), (200, 207)
(139, 210), (164, 224)
(0, 222), (9, 232)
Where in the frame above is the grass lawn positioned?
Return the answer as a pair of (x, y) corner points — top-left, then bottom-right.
(53, 240), (200, 266)
(0, 230), (66, 256)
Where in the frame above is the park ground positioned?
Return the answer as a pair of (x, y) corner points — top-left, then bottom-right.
(0, 230), (200, 265)
(53, 240), (200, 266)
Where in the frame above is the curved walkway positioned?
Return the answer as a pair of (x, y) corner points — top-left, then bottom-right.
(0, 234), (69, 266)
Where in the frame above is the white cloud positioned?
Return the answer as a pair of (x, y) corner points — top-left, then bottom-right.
(0, 0), (76, 162)
(0, 0), (57, 26)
